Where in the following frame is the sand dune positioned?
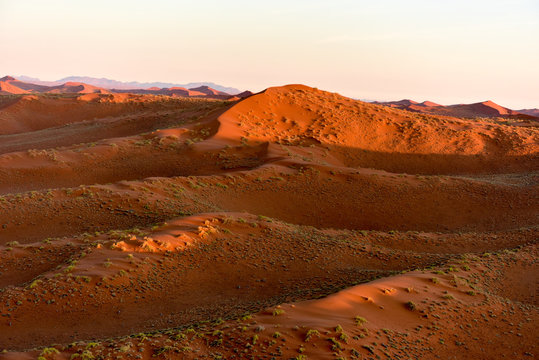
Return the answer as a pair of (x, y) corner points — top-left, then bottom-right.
(216, 85), (538, 173)
(0, 93), (228, 136)
(377, 97), (537, 120)
(0, 84), (536, 359)
(45, 81), (109, 94)
(0, 76), (246, 101)
(0, 76), (106, 94)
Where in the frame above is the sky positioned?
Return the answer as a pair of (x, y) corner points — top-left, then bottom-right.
(1, 0), (538, 108)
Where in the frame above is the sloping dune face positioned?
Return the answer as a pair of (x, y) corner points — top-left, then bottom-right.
(0, 85), (537, 359)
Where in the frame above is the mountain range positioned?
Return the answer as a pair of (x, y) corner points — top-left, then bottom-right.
(16, 75), (241, 94)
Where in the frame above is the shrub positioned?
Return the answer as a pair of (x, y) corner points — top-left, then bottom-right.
(405, 301), (416, 311)
(354, 316), (367, 325)
(304, 329), (320, 342)
(272, 308), (284, 316)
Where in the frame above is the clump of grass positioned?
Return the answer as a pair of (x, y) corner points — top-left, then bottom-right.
(240, 314), (252, 321)
(405, 301), (416, 311)
(328, 337), (343, 351)
(154, 346), (176, 356)
(304, 329), (320, 342)
(38, 347), (60, 360)
(29, 279), (42, 289)
(257, 215), (273, 222)
(272, 308), (285, 316)
(354, 316), (367, 326)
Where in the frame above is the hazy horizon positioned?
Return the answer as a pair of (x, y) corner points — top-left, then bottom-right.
(1, 0), (538, 108)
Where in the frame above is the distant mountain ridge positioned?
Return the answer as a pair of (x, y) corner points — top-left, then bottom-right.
(17, 75), (241, 95)
(517, 108), (539, 117)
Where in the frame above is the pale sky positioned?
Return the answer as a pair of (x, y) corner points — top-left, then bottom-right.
(1, 0), (538, 108)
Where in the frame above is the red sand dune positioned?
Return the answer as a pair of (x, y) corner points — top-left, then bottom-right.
(45, 81), (109, 94)
(377, 98), (536, 120)
(215, 85), (538, 173)
(235, 90), (254, 98)
(0, 84), (537, 359)
(0, 76), (244, 100)
(0, 77), (30, 94)
(0, 93), (224, 136)
(447, 100), (522, 117)
(189, 85), (230, 96)
(419, 100), (441, 107)
(0, 77), (107, 95)
(110, 86), (235, 99)
(166, 87), (207, 97)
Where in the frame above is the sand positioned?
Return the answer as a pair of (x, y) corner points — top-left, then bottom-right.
(0, 84), (537, 359)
